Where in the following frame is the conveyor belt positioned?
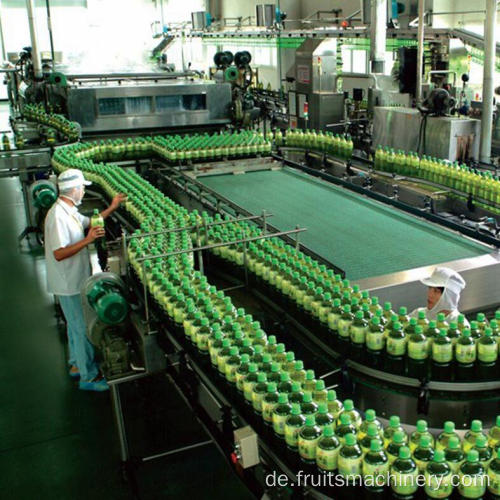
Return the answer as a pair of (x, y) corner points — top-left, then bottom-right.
(199, 167), (489, 280)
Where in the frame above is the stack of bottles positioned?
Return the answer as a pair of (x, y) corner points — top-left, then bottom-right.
(284, 129), (353, 160)
(23, 103), (80, 142)
(51, 141), (500, 497)
(374, 146), (500, 213)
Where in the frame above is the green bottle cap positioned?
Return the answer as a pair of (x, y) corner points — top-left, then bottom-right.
(248, 363), (258, 373)
(276, 344), (285, 353)
(429, 320), (437, 328)
(418, 310), (427, 319)
(294, 361), (304, 370)
(327, 390), (337, 401)
(318, 403), (328, 414)
(448, 436), (460, 449)
(471, 420), (483, 432)
(262, 353), (272, 363)
(286, 351), (295, 362)
(271, 363), (280, 373)
(267, 382), (277, 392)
(434, 450), (445, 463)
(241, 354), (250, 363)
(370, 440), (382, 452)
(345, 433), (356, 446)
(462, 329), (471, 338)
(303, 393), (313, 403)
(384, 302), (392, 311)
(268, 335), (277, 345)
(371, 297), (379, 305)
(399, 307), (407, 315)
(291, 382), (301, 392)
(254, 345), (263, 354)
(485, 328), (493, 337)
(315, 380), (325, 391)
(409, 318), (417, 326)
(305, 415), (316, 426)
(257, 373), (267, 383)
(496, 415), (500, 427)
(333, 299), (341, 307)
(229, 347), (238, 355)
(416, 420), (428, 432)
(393, 431), (405, 444)
(444, 421), (455, 433)
(343, 399), (354, 411)
(415, 325), (423, 334)
(355, 311), (363, 319)
(290, 403), (301, 415)
(437, 313), (445, 321)
(399, 446), (411, 459)
(365, 409), (376, 422)
(419, 435), (431, 447)
(390, 416), (400, 427)
(306, 369), (315, 380)
(476, 435), (487, 447)
(393, 321), (402, 330)
(340, 413), (351, 425)
(367, 424), (378, 437)
(278, 393), (289, 404)
(471, 321), (478, 329)
(221, 339), (231, 347)
(372, 317), (380, 326)
(323, 426), (334, 437)
(477, 313), (485, 322)
(343, 305), (351, 312)
(280, 372), (290, 382)
(467, 450), (479, 463)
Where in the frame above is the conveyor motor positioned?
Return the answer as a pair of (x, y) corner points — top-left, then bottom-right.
(85, 274), (128, 325)
(31, 179), (57, 209)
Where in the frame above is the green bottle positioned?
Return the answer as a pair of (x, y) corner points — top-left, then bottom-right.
(315, 403), (335, 430)
(458, 450), (486, 499)
(432, 329), (452, 365)
(366, 317), (385, 352)
(338, 433), (363, 482)
(407, 325), (429, 361)
(290, 360), (306, 384)
(360, 423), (384, 454)
(338, 305), (354, 339)
(363, 439), (389, 490)
(424, 450), (453, 499)
(272, 393), (292, 438)
(390, 446), (418, 498)
(336, 413), (357, 445)
(224, 346), (241, 383)
(301, 392), (318, 416)
(387, 431), (407, 465)
(426, 320), (440, 353)
(478, 328), (498, 365)
(235, 354), (251, 391)
(251, 372), (268, 413)
(327, 298), (343, 332)
(410, 419), (434, 452)
(444, 436), (465, 474)
(216, 339), (232, 374)
(488, 416), (500, 449)
(417, 309), (430, 330)
(386, 321), (406, 359)
(289, 381), (305, 405)
(383, 416), (407, 447)
(358, 409), (383, 440)
(350, 310), (368, 346)
(413, 435), (434, 473)
(316, 426), (340, 472)
(277, 372), (293, 395)
(447, 321), (461, 345)
(298, 415), (322, 463)
(285, 403), (306, 450)
(312, 380), (328, 403)
(326, 390), (344, 420)
(243, 363), (259, 403)
(472, 435), (492, 466)
(437, 421), (460, 451)
(456, 329), (477, 367)
(302, 369), (316, 393)
(340, 399), (362, 428)
(262, 382), (280, 424)
(487, 449), (500, 497)
(464, 420), (486, 453)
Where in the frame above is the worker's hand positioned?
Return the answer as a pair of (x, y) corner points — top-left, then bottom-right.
(86, 226), (105, 243)
(110, 193), (127, 210)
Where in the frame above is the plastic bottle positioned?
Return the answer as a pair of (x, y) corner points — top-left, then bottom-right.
(387, 431), (408, 465)
(363, 439), (390, 490)
(366, 316), (385, 353)
(326, 390), (343, 420)
(360, 423), (384, 454)
(488, 416), (500, 449)
(472, 435), (492, 466)
(285, 403), (306, 450)
(464, 420), (487, 453)
(242, 364), (259, 403)
(338, 305), (354, 340)
(302, 369), (317, 393)
(289, 382), (305, 405)
(315, 403), (335, 430)
(432, 329), (453, 365)
(358, 409), (383, 440)
(444, 436), (465, 474)
(478, 328), (498, 365)
(301, 392), (318, 416)
(338, 433), (363, 482)
(312, 380), (328, 403)
(235, 354), (251, 392)
(262, 382), (280, 424)
(456, 329), (477, 367)
(410, 419), (434, 452)
(437, 421), (460, 451)
(224, 346), (241, 383)
(336, 413), (357, 445)
(350, 310), (368, 346)
(458, 450), (486, 499)
(422, 450), (454, 500)
(386, 321), (406, 359)
(407, 325), (429, 362)
(316, 426), (340, 473)
(272, 393), (292, 438)
(383, 416), (407, 448)
(341, 399), (362, 428)
(251, 372), (268, 414)
(487, 449), (500, 497)
(298, 415), (322, 463)
(390, 446), (418, 498)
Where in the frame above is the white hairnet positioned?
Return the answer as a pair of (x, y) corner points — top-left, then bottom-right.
(424, 267), (466, 320)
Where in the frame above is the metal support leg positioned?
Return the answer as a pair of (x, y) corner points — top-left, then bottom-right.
(195, 221), (204, 274)
(111, 383), (130, 462)
(243, 241), (249, 286)
(141, 260), (150, 333)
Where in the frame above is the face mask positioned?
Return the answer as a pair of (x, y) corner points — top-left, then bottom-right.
(66, 186), (84, 206)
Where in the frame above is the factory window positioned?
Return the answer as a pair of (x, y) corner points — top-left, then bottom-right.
(156, 94), (206, 112)
(125, 97), (152, 115)
(182, 94), (206, 111)
(156, 95), (182, 111)
(98, 98), (125, 115)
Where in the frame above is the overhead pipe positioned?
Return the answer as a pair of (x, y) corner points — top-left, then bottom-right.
(26, 0), (42, 80)
(416, 0), (425, 103)
(370, 0), (386, 73)
(480, 0), (497, 163)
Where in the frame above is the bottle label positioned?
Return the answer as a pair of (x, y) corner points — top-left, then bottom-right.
(319, 307), (330, 324)
(252, 392), (265, 412)
(209, 348), (219, 366)
(488, 469), (500, 496)
(236, 372), (246, 391)
(351, 326), (367, 344)
(328, 312), (340, 331)
(295, 289), (305, 306)
(338, 456), (362, 477)
(243, 381), (256, 401)
(262, 400), (277, 423)
(456, 344), (476, 364)
(217, 355), (227, 373)
(225, 364), (237, 383)
(387, 337), (406, 356)
(303, 295), (313, 311)
(317, 447), (339, 471)
(196, 334), (209, 352)
(478, 343), (498, 363)
(424, 472), (453, 498)
(432, 344), (452, 363)
(338, 319), (352, 339)
(285, 425), (300, 448)
(363, 461), (389, 483)
(298, 436), (319, 461)
(174, 308), (184, 324)
(272, 414), (288, 436)
(408, 341), (428, 360)
(458, 475), (487, 499)
(390, 470), (419, 496)
(311, 301), (321, 317)
(366, 332), (384, 351)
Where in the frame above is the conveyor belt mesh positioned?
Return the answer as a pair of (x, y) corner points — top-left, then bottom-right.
(200, 167), (487, 280)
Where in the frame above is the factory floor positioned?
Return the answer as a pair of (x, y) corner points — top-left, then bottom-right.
(0, 129), (254, 498)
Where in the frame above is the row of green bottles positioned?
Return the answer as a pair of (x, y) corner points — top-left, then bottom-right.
(23, 103), (80, 141)
(284, 129), (353, 159)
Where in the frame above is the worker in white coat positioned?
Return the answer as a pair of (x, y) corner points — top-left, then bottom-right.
(410, 267), (469, 325)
